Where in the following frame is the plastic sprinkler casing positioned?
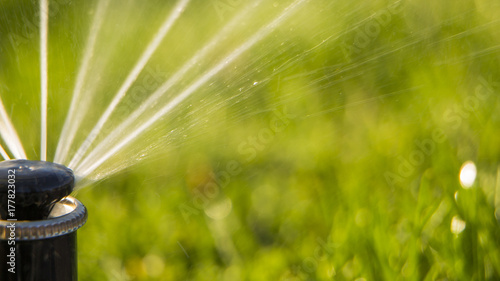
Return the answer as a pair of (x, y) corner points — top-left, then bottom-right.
(0, 160), (87, 281)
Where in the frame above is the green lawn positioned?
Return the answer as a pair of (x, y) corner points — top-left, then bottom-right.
(1, 0), (500, 280)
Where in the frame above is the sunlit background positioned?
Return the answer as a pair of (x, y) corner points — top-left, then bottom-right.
(1, 0), (500, 280)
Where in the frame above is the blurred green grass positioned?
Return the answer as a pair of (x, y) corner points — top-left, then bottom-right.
(1, 0), (500, 280)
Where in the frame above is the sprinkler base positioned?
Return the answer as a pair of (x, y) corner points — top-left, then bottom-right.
(0, 196), (87, 281)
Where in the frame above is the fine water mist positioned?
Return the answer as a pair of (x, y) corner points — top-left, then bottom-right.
(2, 0), (350, 184)
(1, 0), (500, 279)
(1, 0), (497, 184)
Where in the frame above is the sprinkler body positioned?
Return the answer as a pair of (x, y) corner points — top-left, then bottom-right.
(0, 160), (87, 281)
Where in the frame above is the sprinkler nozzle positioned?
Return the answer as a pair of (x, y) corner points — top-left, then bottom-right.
(0, 159), (74, 221)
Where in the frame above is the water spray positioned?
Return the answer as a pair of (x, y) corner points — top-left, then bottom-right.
(0, 160), (87, 281)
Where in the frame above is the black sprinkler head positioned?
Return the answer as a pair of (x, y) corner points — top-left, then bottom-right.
(0, 160), (85, 281)
(0, 160), (74, 221)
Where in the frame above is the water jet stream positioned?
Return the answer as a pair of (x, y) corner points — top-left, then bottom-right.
(0, 95), (27, 159)
(54, 0), (110, 164)
(40, 0), (49, 161)
(75, 0), (308, 179)
(0, 144), (9, 160)
(66, 0), (190, 166)
(67, 0), (264, 169)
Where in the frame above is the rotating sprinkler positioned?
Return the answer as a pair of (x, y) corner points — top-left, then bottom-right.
(0, 160), (87, 281)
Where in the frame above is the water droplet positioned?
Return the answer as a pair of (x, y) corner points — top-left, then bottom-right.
(205, 197), (232, 220)
(451, 215), (466, 235)
(459, 161), (477, 189)
(253, 81), (258, 86)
